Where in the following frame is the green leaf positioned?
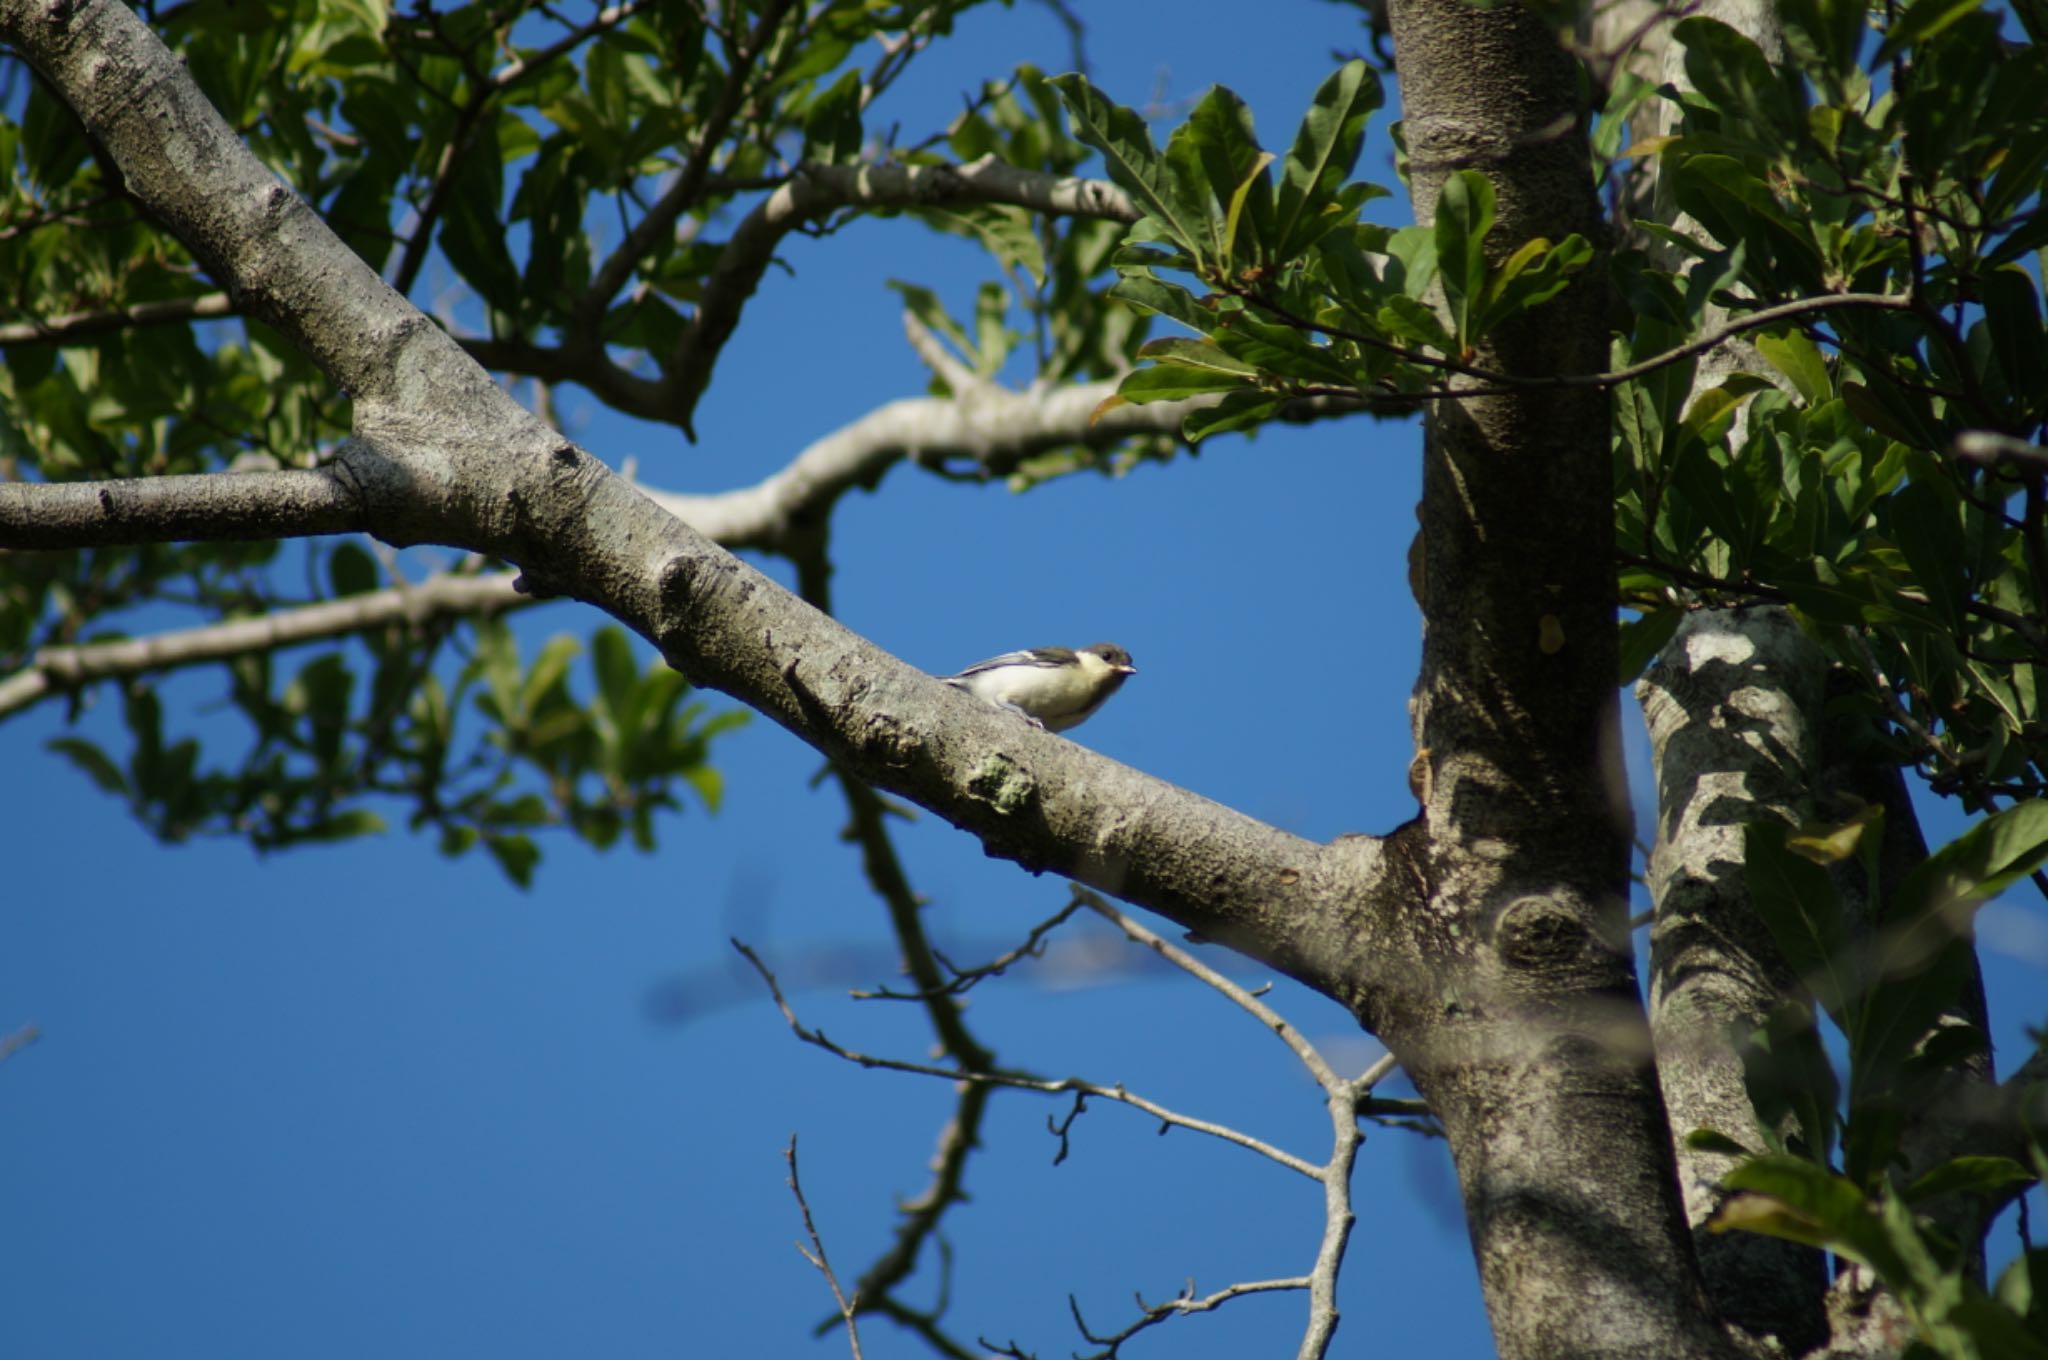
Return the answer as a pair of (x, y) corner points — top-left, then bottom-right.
(800, 67), (864, 166)
(291, 653), (354, 769)
(1902, 1156), (2037, 1204)
(1980, 265), (2046, 416)
(439, 133), (523, 317)
(1385, 224), (1438, 298)
(1669, 155), (1823, 287)
(1876, 0), (1986, 62)
(912, 204), (1047, 287)
(484, 832), (541, 888)
(591, 625), (638, 723)
(1475, 233), (1593, 333)
(1778, 0), (1871, 89)
(1889, 476), (1969, 634)
(1616, 607), (1683, 685)
(1756, 331), (1832, 405)
(46, 736), (130, 796)
(1136, 337), (1263, 377)
(1685, 1127), (1757, 1158)
(1377, 294), (1455, 351)
(1715, 1156), (1911, 1280)
(1274, 61), (1383, 261)
(329, 542), (379, 597)
(1050, 74), (1209, 263)
(1113, 364), (1253, 404)
(1887, 802), (2048, 962)
(1675, 17), (1805, 145)
(1843, 380), (1945, 453)
(886, 280), (975, 371)
(1106, 273), (1210, 331)
(300, 809), (387, 843)
(1744, 820), (1855, 1023)
(1436, 170), (1495, 346)
(1166, 84), (1273, 271)
(1736, 1000), (1840, 1162)
(1181, 389), (1281, 443)
(522, 635), (581, 715)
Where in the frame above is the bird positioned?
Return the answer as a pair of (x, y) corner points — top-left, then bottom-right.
(942, 643), (1137, 733)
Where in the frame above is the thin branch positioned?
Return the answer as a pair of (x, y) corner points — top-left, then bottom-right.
(573, 0), (797, 338)
(785, 1135), (865, 1360)
(0, 291), (236, 347)
(745, 884), (1393, 1360)
(733, 937), (1325, 1180)
(660, 157), (1137, 436)
(786, 524), (1000, 1336)
(1074, 889), (1344, 1094)
(1068, 1277), (1311, 1359)
(0, 572), (519, 719)
(1247, 286), (1917, 394)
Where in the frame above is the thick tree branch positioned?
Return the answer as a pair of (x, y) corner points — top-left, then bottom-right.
(1636, 608), (1829, 1350)
(0, 467), (362, 550)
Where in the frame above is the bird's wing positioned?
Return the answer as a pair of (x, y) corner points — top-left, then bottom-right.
(949, 647), (1076, 678)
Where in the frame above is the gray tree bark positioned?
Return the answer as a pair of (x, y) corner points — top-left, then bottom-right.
(1379, 2), (1740, 1355)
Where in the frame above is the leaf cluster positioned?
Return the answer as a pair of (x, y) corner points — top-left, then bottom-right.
(44, 598), (741, 886)
(1614, 3), (2048, 810)
(1686, 802), (2048, 1359)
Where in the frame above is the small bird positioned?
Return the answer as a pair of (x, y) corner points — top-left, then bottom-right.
(942, 643), (1138, 733)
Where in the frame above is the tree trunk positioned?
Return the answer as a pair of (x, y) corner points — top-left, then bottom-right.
(1377, 2), (1738, 1354)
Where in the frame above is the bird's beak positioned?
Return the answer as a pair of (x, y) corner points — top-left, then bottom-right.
(1118, 662), (1138, 675)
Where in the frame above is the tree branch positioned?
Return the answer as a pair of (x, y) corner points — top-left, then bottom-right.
(735, 936), (1326, 1179)
(463, 157), (1137, 434)
(0, 291), (235, 347)
(0, 467), (362, 551)
(0, 571), (518, 719)
(1249, 284), (1914, 395)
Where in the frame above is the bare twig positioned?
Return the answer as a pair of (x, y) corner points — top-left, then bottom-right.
(1074, 888), (1343, 1089)
(1070, 1277), (1312, 1358)
(851, 897), (1086, 1002)
(740, 881), (1424, 1360)
(734, 937), (1324, 1179)
(785, 1135), (865, 1360)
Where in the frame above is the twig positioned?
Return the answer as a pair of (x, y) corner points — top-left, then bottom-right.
(1073, 888), (1343, 1090)
(785, 1135), (864, 1360)
(733, 937), (1324, 1180)
(851, 897), (1086, 1002)
(1069, 1277), (1311, 1359)
(1245, 286), (1915, 394)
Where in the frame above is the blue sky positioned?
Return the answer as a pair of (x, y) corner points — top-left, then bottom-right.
(3, 3), (2042, 1358)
